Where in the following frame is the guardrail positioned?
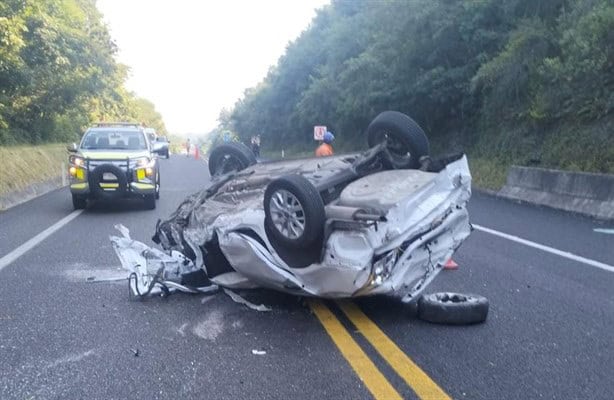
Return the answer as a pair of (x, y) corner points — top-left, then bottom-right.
(497, 166), (614, 220)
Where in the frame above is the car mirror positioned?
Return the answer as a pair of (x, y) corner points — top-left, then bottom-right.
(67, 143), (77, 153)
(152, 142), (164, 153)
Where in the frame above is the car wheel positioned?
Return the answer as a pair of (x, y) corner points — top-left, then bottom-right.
(264, 174), (325, 250)
(165, 151), (169, 159)
(366, 111), (430, 169)
(144, 194), (156, 210)
(72, 194), (87, 210)
(418, 292), (489, 325)
(208, 142), (257, 177)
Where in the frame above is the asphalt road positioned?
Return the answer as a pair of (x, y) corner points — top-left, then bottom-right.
(1, 155), (613, 400)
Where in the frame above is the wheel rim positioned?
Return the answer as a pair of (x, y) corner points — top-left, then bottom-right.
(215, 155), (243, 175)
(268, 189), (306, 240)
(376, 130), (411, 164)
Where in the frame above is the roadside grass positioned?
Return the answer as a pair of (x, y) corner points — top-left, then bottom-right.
(260, 147), (314, 161)
(467, 157), (510, 191)
(0, 144), (67, 196)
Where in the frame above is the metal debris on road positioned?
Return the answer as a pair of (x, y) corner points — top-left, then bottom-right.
(223, 289), (272, 312)
(110, 224), (218, 299)
(86, 275), (128, 283)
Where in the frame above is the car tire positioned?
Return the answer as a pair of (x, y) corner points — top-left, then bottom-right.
(264, 174), (325, 250)
(72, 194), (87, 210)
(208, 142), (257, 177)
(165, 151), (170, 159)
(144, 194), (156, 210)
(418, 292), (489, 325)
(366, 111), (430, 169)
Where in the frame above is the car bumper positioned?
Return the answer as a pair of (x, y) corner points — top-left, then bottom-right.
(70, 182), (156, 196)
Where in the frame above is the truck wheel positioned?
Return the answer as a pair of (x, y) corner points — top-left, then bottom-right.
(144, 194), (156, 210)
(208, 142), (257, 177)
(264, 174), (325, 250)
(72, 194), (87, 210)
(88, 164), (128, 199)
(367, 111), (430, 169)
(418, 292), (489, 325)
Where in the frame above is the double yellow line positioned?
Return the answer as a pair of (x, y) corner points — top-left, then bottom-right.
(310, 300), (450, 400)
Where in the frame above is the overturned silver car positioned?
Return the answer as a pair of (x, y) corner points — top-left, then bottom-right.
(114, 111), (472, 302)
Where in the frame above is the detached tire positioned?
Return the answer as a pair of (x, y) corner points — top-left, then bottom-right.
(264, 174), (325, 250)
(367, 111), (429, 169)
(418, 292), (489, 325)
(208, 142), (257, 177)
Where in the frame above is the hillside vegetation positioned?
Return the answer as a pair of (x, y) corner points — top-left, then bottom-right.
(0, 0), (167, 145)
(219, 0), (613, 187)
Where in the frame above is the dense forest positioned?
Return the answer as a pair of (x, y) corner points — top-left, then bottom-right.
(221, 0), (612, 176)
(0, 0), (167, 145)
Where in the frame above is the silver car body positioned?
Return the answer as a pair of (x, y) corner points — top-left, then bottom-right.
(134, 152), (473, 302)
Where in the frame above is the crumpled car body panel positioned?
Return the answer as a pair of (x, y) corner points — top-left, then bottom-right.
(144, 151), (472, 301)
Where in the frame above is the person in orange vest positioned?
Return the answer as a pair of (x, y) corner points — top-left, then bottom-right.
(315, 131), (334, 157)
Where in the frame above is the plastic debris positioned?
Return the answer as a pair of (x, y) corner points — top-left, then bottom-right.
(223, 289), (272, 312)
(593, 228), (614, 235)
(251, 349), (266, 355)
(443, 259), (459, 270)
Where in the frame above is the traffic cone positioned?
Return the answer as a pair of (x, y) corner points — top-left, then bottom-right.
(443, 258), (458, 270)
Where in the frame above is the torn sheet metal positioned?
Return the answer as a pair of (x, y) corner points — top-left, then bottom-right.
(110, 225), (218, 298)
(223, 289), (272, 312)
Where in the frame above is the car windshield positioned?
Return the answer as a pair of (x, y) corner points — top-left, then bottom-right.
(81, 130), (147, 150)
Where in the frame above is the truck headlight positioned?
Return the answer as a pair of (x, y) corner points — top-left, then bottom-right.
(134, 157), (151, 168)
(69, 155), (84, 167)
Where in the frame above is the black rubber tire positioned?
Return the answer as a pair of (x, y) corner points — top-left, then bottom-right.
(72, 194), (87, 210)
(264, 174), (325, 250)
(88, 164), (128, 200)
(418, 292), (489, 325)
(208, 142), (257, 177)
(144, 194), (156, 210)
(165, 150), (170, 159)
(366, 111), (430, 169)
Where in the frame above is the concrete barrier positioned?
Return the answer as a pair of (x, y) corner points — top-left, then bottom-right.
(498, 166), (614, 220)
(0, 163), (67, 211)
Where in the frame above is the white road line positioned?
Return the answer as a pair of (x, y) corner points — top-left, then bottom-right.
(0, 210), (84, 272)
(473, 224), (614, 273)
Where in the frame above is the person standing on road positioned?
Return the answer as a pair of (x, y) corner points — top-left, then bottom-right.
(315, 131), (334, 157)
(251, 135), (261, 158)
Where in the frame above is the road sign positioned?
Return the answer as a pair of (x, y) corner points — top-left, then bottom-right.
(314, 125), (327, 141)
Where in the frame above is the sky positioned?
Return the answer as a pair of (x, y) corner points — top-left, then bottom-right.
(96, 0), (330, 135)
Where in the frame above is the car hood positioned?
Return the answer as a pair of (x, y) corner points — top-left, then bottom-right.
(78, 150), (150, 160)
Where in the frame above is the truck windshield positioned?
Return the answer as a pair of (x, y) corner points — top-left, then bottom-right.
(81, 130), (147, 150)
